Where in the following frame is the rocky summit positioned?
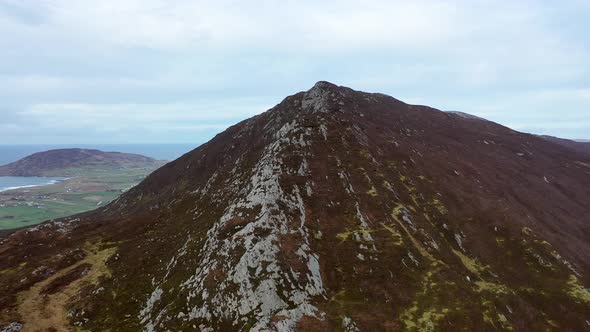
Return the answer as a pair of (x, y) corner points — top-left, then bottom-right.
(1, 82), (590, 331)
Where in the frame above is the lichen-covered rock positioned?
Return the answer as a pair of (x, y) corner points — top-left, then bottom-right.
(0, 322), (23, 332)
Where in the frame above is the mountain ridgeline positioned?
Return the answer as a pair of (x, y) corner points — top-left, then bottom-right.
(1, 82), (590, 331)
(0, 148), (161, 177)
(539, 135), (590, 156)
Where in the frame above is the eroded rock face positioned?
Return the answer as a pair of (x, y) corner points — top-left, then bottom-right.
(1, 82), (590, 331)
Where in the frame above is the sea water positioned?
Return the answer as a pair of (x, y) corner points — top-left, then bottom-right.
(0, 176), (67, 192)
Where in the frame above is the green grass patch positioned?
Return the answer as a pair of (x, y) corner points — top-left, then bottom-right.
(0, 166), (159, 229)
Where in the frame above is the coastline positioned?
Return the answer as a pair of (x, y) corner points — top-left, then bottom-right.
(0, 177), (68, 193)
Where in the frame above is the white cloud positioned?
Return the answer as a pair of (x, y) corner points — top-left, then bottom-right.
(18, 101), (269, 128)
(0, 1), (588, 142)
(2, 0), (576, 57)
(3, 1), (588, 87)
(29, 0), (457, 51)
(2, 101), (268, 144)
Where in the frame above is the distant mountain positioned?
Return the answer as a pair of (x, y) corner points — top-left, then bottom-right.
(0, 148), (162, 176)
(539, 135), (590, 156)
(1, 82), (590, 331)
(445, 112), (590, 157)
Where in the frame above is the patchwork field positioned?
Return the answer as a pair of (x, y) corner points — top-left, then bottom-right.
(0, 166), (163, 229)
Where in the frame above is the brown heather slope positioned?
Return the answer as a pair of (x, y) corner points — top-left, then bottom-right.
(0, 148), (160, 176)
(1, 82), (590, 331)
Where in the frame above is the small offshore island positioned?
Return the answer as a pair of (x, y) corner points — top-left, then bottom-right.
(0, 148), (165, 229)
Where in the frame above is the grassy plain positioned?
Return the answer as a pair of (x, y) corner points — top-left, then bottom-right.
(0, 165), (163, 229)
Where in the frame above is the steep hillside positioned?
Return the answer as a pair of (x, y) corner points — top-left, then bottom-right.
(0, 148), (160, 177)
(1, 82), (589, 331)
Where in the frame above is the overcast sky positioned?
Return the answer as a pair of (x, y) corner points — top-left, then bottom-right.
(1, 0), (589, 144)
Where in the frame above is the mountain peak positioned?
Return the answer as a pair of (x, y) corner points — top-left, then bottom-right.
(300, 81), (344, 113)
(309, 80), (339, 91)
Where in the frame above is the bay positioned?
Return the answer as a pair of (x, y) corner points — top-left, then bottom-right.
(0, 176), (67, 193)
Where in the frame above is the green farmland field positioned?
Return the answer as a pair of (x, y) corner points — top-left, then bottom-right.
(0, 166), (162, 229)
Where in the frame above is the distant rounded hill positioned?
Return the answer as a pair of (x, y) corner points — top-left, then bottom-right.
(0, 148), (162, 176)
(538, 135), (590, 156)
(447, 111), (590, 156)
